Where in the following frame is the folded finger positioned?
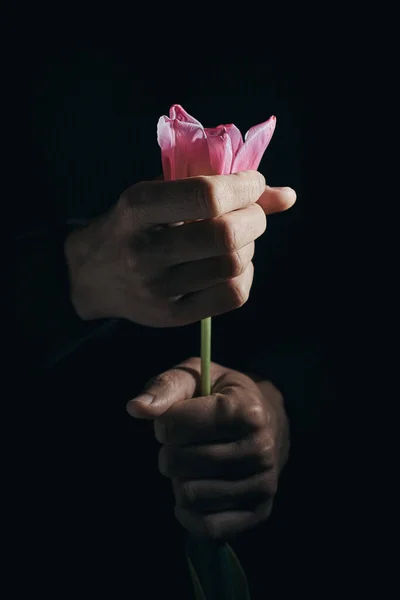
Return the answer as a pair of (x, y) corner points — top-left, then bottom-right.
(145, 204), (266, 265)
(175, 500), (273, 540)
(173, 471), (276, 512)
(160, 243), (255, 296)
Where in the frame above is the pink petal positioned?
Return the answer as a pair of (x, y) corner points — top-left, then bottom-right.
(205, 126), (233, 175)
(157, 116), (175, 180)
(157, 116), (212, 180)
(158, 105), (270, 181)
(231, 116), (276, 172)
(169, 104), (202, 125)
(225, 123), (244, 156)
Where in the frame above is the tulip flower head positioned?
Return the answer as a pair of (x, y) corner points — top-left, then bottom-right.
(157, 104), (276, 180)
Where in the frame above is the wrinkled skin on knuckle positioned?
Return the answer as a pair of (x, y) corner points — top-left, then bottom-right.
(234, 169), (266, 188)
(116, 191), (134, 222)
(242, 399), (269, 431)
(216, 217), (237, 253)
(153, 371), (178, 400)
(225, 276), (249, 309)
(200, 176), (228, 217)
(185, 177), (215, 218)
(118, 182), (147, 225)
(223, 251), (244, 278)
(129, 181), (149, 212)
(250, 432), (276, 470)
(214, 391), (238, 425)
(254, 171), (266, 191)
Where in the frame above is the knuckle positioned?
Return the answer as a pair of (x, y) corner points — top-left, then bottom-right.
(119, 182), (147, 220)
(117, 189), (134, 216)
(233, 170), (266, 197)
(201, 515), (222, 541)
(253, 171), (266, 193)
(152, 371), (175, 391)
(254, 205), (267, 233)
(252, 434), (276, 469)
(178, 481), (197, 507)
(215, 392), (237, 423)
(223, 251), (244, 278)
(131, 180), (147, 199)
(180, 357), (202, 370)
(243, 401), (268, 430)
(199, 176), (226, 217)
(225, 277), (249, 308)
(217, 217), (237, 252)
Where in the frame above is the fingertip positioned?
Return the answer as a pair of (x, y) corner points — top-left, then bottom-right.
(258, 185), (297, 214)
(126, 394), (155, 419)
(279, 186), (297, 209)
(274, 185), (297, 198)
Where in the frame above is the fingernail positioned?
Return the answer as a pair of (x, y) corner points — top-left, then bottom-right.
(131, 393), (154, 405)
(126, 393), (154, 416)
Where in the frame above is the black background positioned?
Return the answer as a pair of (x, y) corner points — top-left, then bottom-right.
(18, 9), (394, 599)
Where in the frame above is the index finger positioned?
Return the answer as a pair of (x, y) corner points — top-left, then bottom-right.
(129, 170), (266, 226)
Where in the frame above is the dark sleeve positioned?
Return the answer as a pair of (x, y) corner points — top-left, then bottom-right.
(16, 222), (120, 372)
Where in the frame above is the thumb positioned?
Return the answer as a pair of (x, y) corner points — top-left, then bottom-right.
(126, 357), (227, 419)
(257, 185), (297, 214)
(126, 358), (225, 419)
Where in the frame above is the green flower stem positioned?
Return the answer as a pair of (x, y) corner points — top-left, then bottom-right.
(189, 316), (251, 599)
(201, 317), (212, 396)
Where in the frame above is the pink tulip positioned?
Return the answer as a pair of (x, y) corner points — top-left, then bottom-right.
(157, 104), (276, 180)
(157, 104), (272, 597)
